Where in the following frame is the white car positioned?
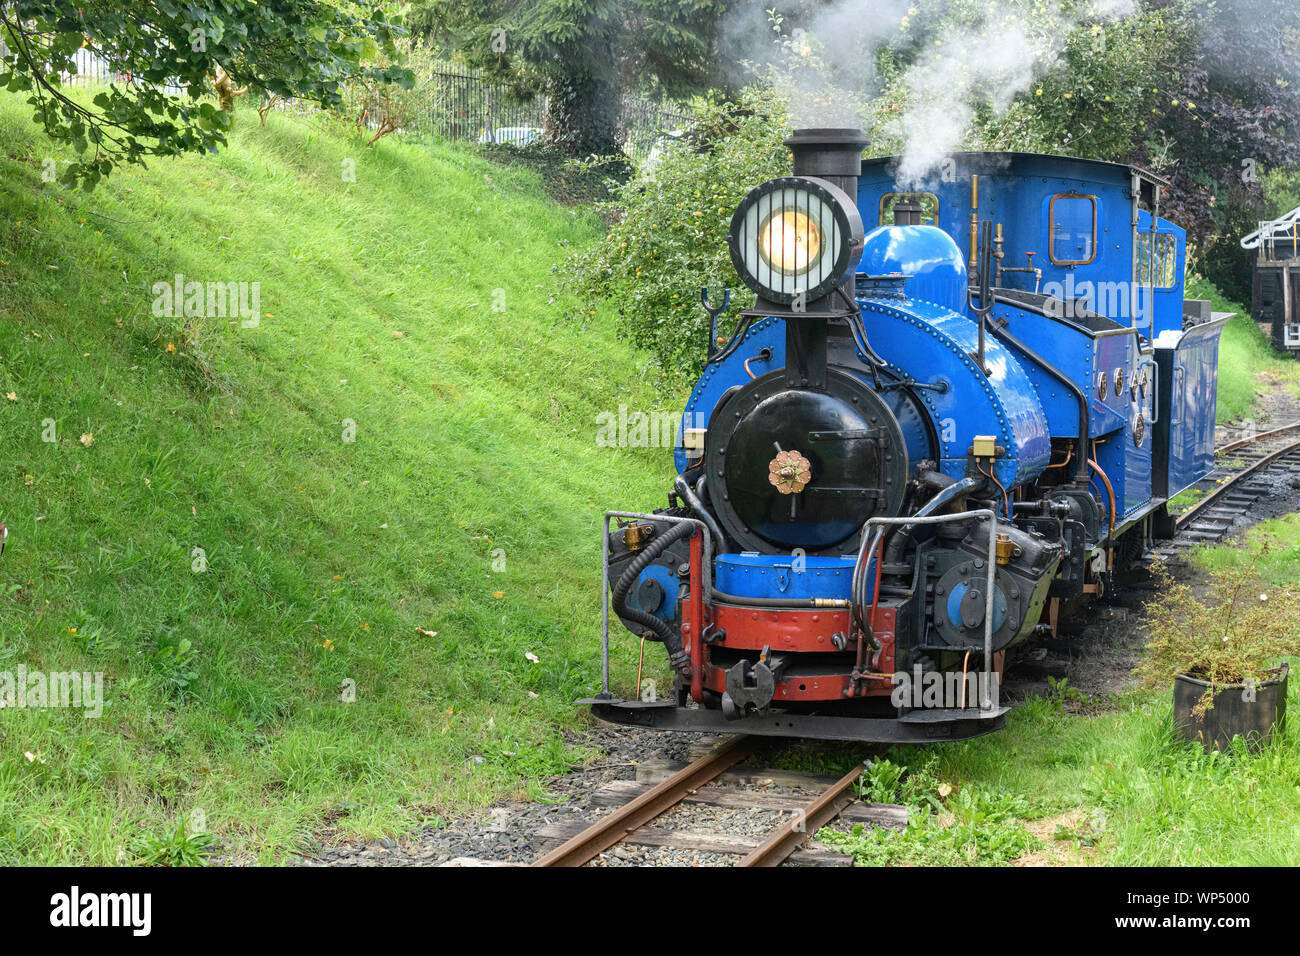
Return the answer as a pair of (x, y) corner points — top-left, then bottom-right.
(477, 126), (542, 146)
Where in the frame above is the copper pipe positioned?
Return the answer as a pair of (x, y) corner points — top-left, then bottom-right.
(1044, 446), (1075, 470)
(960, 650), (971, 709)
(851, 533), (885, 697)
(635, 637), (646, 697)
(1088, 447), (1117, 537)
(977, 460), (1010, 516)
(1088, 441), (1117, 570)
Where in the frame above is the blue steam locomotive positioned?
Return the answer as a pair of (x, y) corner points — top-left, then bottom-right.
(588, 129), (1227, 742)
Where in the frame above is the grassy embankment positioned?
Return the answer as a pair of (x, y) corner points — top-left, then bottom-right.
(1187, 276), (1300, 423)
(0, 94), (676, 864)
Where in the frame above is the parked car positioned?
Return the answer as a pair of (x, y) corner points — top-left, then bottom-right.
(477, 126), (541, 147)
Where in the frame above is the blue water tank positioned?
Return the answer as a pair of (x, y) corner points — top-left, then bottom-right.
(860, 225), (968, 314)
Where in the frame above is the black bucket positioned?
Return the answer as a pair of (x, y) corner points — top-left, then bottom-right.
(1173, 663), (1289, 753)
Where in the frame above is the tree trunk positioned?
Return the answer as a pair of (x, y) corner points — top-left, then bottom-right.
(542, 64), (621, 158)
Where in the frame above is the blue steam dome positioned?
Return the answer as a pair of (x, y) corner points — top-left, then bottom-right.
(859, 224), (968, 315)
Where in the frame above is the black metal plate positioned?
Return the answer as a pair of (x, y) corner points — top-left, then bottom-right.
(583, 699), (1008, 743)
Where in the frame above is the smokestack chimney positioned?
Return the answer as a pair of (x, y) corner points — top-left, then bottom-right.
(784, 127), (868, 201)
(893, 197), (923, 226)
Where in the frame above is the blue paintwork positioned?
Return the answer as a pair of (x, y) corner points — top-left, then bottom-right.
(675, 293), (1053, 516)
(857, 150), (1216, 521)
(675, 316), (786, 473)
(853, 295), (1051, 500)
(1163, 319), (1227, 496)
(673, 150), (1223, 580)
(715, 553), (860, 601)
(987, 301), (1153, 515)
(860, 153), (1158, 334)
(627, 564), (680, 623)
(946, 581), (1007, 632)
(860, 224), (968, 314)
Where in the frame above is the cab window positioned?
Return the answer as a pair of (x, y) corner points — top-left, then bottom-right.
(880, 192), (940, 226)
(1049, 194), (1097, 265)
(1137, 232), (1178, 289)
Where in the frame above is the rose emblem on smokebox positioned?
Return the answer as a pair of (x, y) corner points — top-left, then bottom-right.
(768, 450), (812, 495)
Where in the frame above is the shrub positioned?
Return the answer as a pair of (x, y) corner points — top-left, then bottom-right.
(1134, 553), (1300, 717)
(565, 88), (792, 383)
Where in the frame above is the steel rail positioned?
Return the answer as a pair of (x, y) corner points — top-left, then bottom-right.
(530, 735), (758, 867)
(1217, 420), (1300, 456)
(738, 762), (865, 867)
(1176, 437), (1300, 530)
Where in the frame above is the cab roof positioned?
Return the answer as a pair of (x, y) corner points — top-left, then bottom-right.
(860, 150), (1170, 209)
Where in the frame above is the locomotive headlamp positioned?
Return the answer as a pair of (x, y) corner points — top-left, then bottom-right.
(760, 209), (821, 275)
(728, 176), (864, 306)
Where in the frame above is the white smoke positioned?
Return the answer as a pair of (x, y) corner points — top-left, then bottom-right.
(719, 0), (911, 127)
(720, 0), (1138, 185)
(891, 0), (1135, 186)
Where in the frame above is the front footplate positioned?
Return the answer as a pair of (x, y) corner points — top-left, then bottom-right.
(580, 698), (1009, 744)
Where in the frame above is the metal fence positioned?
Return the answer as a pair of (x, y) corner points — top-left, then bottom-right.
(354, 63), (692, 164)
(55, 50), (690, 165)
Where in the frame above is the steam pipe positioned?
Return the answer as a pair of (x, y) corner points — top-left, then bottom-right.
(675, 474), (725, 553)
(881, 476), (982, 571)
(985, 316), (1091, 482)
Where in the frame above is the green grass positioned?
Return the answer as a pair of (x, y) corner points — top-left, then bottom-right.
(1186, 276), (1300, 423)
(807, 678), (1300, 866)
(0, 95), (679, 863)
(1191, 513), (1300, 584)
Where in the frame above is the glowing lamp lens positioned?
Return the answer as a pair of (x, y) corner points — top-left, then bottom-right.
(759, 210), (822, 275)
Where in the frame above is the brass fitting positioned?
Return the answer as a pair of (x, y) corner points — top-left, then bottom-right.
(623, 522), (654, 551)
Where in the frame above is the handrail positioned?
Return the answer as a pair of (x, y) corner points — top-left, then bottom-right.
(1241, 205), (1300, 250)
(864, 509), (1000, 711)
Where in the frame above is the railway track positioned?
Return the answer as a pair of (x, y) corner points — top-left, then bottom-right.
(1152, 419), (1300, 560)
(529, 735), (904, 867)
